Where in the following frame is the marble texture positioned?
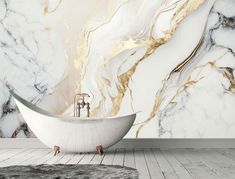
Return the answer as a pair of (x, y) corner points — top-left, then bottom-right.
(0, 0), (234, 138)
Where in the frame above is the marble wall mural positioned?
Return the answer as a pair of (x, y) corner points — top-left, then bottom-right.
(0, 0), (234, 138)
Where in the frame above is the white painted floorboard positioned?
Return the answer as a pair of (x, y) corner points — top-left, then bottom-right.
(90, 152), (105, 164)
(112, 148), (125, 166)
(172, 149), (220, 179)
(135, 149), (150, 179)
(124, 148), (135, 168)
(1, 148), (235, 179)
(144, 149), (165, 179)
(67, 153), (85, 164)
(101, 149), (116, 165)
(153, 149), (179, 179)
(79, 152), (96, 165)
(162, 150), (193, 179)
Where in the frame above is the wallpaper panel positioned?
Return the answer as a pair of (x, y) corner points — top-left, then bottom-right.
(0, 0), (234, 138)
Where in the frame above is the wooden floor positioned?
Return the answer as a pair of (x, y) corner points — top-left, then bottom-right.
(1, 148), (235, 179)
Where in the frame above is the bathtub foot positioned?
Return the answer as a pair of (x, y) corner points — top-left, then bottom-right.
(96, 145), (103, 155)
(54, 145), (60, 156)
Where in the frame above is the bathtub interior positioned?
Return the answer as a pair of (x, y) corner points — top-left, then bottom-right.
(10, 90), (138, 121)
(11, 90), (63, 118)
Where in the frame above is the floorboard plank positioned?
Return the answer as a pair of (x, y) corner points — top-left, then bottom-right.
(90, 151), (105, 164)
(101, 149), (116, 165)
(172, 149), (220, 179)
(20, 149), (51, 165)
(79, 152), (96, 164)
(135, 149), (150, 179)
(56, 153), (76, 164)
(18, 149), (51, 165)
(193, 149), (235, 179)
(152, 149), (178, 179)
(0, 149), (36, 167)
(44, 152), (65, 165)
(0, 149), (11, 156)
(144, 149), (165, 179)
(124, 149), (135, 168)
(161, 149), (193, 179)
(66, 153), (85, 164)
(112, 148), (125, 166)
(217, 148), (235, 163)
(0, 149), (25, 163)
(33, 150), (54, 165)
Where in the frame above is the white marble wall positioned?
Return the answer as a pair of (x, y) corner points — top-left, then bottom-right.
(0, 0), (234, 138)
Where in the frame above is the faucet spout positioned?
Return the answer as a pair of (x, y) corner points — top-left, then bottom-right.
(74, 93), (90, 117)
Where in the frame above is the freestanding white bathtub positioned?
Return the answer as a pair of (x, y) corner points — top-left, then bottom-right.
(11, 91), (136, 154)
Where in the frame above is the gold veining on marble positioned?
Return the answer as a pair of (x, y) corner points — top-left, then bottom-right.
(107, 38), (148, 60)
(189, 60), (235, 94)
(169, 31), (204, 75)
(135, 87), (164, 138)
(135, 62), (206, 137)
(44, 27), (51, 31)
(63, 0), (210, 130)
(135, 51), (235, 137)
(172, 0), (190, 20)
(76, 0), (183, 117)
(189, 0), (204, 11)
(72, 0), (133, 98)
(43, 0), (63, 14)
(108, 0), (205, 118)
(133, 0), (210, 137)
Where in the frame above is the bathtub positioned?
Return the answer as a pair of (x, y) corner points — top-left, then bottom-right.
(11, 91), (136, 154)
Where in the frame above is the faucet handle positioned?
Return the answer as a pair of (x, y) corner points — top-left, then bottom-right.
(77, 93), (90, 98)
(76, 93), (90, 106)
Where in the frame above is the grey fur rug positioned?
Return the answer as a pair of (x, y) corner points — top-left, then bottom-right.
(0, 164), (139, 179)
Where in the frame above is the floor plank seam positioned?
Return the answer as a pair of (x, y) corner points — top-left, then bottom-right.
(192, 149), (227, 179)
(169, 149), (196, 179)
(169, 149), (195, 179)
(161, 150), (182, 179)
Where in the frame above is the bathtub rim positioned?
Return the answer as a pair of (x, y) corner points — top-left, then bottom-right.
(10, 90), (140, 121)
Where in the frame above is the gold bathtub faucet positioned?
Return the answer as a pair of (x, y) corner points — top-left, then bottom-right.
(74, 93), (90, 117)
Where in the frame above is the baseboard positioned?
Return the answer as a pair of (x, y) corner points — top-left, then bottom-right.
(113, 139), (235, 149)
(1, 138), (235, 149)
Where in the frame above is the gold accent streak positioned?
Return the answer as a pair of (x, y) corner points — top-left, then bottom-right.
(43, 0), (63, 14)
(110, 0), (205, 117)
